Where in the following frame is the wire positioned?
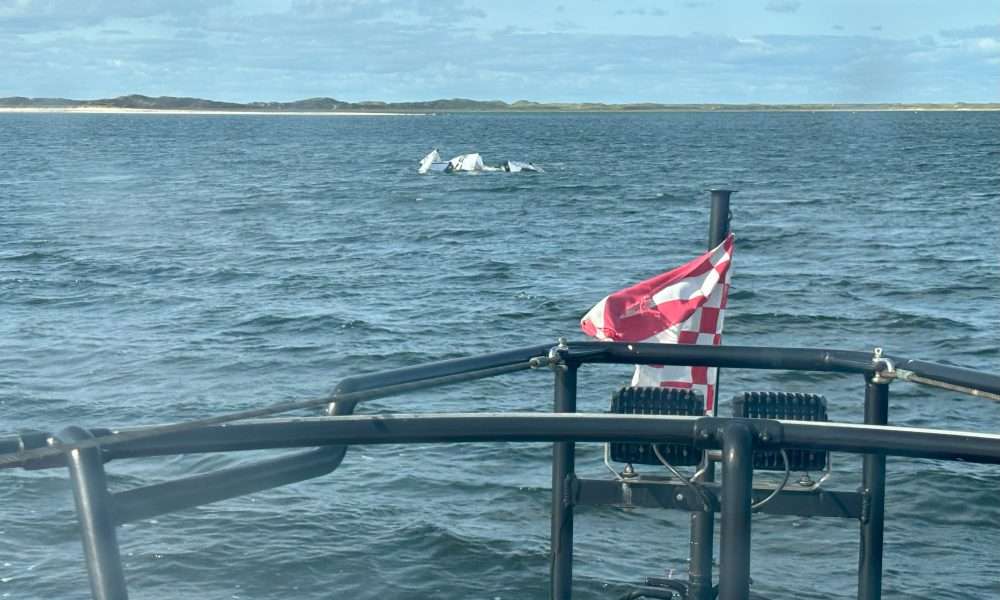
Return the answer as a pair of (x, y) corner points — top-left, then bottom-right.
(652, 444), (713, 511)
(896, 370), (1000, 402)
(750, 449), (790, 511)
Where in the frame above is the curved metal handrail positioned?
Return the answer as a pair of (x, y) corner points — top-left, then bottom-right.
(24, 412), (1000, 465)
(2, 341), (999, 600)
(2, 342), (998, 471)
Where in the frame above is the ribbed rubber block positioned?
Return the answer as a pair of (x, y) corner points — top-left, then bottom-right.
(731, 391), (828, 471)
(609, 387), (703, 466)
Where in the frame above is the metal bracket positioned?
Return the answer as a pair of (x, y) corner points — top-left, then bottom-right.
(19, 428), (113, 470)
(17, 430), (59, 470)
(540, 337), (570, 372)
(563, 474), (580, 508)
(692, 417), (784, 449)
(860, 488), (872, 524)
(870, 347), (896, 384)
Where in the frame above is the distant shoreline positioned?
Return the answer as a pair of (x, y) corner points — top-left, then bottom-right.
(3, 106), (999, 116)
(2, 94), (999, 114)
(0, 107), (420, 116)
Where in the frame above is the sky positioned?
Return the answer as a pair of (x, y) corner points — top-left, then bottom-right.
(1, 0), (997, 104)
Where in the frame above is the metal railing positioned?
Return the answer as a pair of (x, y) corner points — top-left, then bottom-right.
(2, 341), (1000, 600)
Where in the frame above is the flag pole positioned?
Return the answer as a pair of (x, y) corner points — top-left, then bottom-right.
(688, 188), (735, 600)
(707, 188), (734, 414)
(708, 189), (733, 253)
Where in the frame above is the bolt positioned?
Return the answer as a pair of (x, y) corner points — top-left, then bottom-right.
(675, 493), (685, 502)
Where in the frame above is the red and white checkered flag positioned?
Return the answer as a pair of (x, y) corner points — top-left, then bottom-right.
(580, 234), (734, 413)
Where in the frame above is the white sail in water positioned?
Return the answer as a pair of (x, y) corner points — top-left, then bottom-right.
(417, 150), (542, 173)
(504, 160), (543, 173)
(447, 153), (485, 172)
(418, 149), (442, 174)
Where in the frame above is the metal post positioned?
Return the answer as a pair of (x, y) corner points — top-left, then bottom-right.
(708, 189), (734, 250)
(550, 361), (578, 600)
(687, 487), (715, 600)
(858, 379), (889, 600)
(706, 188), (733, 409)
(718, 423), (753, 600)
(57, 426), (129, 600)
(689, 189), (735, 599)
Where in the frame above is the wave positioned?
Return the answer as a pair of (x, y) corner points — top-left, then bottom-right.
(222, 313), (394, 337)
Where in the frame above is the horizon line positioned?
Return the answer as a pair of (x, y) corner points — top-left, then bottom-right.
(2, 94), (999, 108)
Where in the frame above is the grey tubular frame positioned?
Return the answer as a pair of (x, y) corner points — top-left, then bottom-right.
(2, 342), (1000, 600)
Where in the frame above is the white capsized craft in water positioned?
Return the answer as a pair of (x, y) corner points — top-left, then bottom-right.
(418, 149), (542, 174)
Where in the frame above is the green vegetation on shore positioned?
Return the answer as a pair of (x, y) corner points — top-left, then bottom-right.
(1, 94), (997, 112)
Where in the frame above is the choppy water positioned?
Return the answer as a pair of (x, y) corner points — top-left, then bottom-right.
(1, 111), (998, 599)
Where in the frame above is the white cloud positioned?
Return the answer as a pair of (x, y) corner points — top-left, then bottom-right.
(764, 0), (801, 14)
(940, 24), (1000, 40)
(968, 38), (1000, 55)
(0, 0), (233, 32)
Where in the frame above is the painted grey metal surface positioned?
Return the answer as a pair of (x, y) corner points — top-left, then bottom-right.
(572, 478), (862, 519)
(718, 422), (754, 600)
(6, 385), (1000, 599)
(550, 361), (579, 600)
(690, 189), (732, 600)
(858, 379), (890, 600)
(57, 427), (128, 600)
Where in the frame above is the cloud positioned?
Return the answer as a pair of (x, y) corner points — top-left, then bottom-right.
(0, 0), (231, 32)
(935, 24), (1000, 58)
(289, 0), (485, 22)
(764, 0), (801, 14)
(613, 7), (667, 17)
(0, 0), (486, 34)
(939, 24), (1000, 40)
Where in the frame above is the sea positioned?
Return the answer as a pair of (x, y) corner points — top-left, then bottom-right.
(1, 110), (998, 599)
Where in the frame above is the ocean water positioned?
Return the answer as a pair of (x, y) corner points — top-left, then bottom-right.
(1, 111), (998, 599)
